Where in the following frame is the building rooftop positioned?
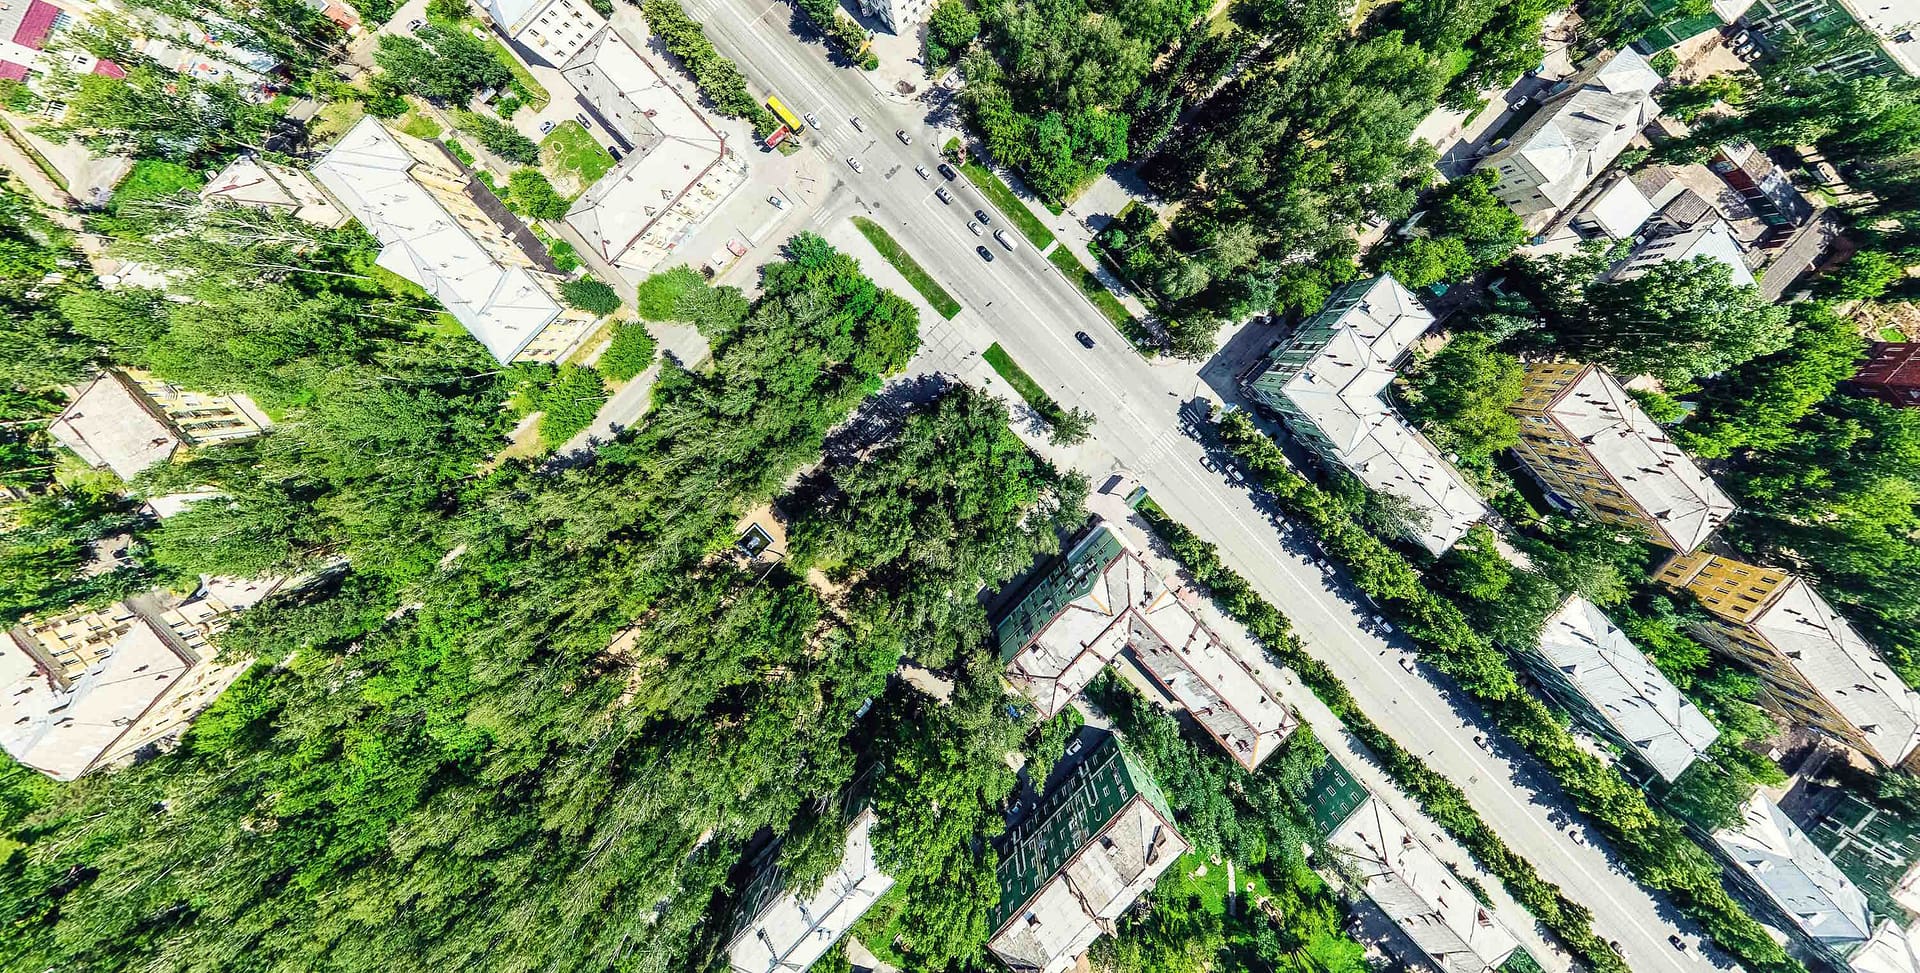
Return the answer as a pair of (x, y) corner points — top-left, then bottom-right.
(1329, 795), (1521, 973)
(727, 807), (893, 973)
(1717, 793), (1874, 948)
(1621, 218), (1756, 288)
(1256, 276), (1489, 554)
(200, 155), (348, 227)
(561, 28), (742, 272)
(1757, 578), (1920, 767)
(990, 735), (1185, 973)
(477, 0), (545, 32)
(314, 117), (562, 364)
(50, 371), (183, 481)
(1854, 920), (1920, 973)
(1834, 0), (1920, 75)
(1533, 364), (1734, 551)
(1535, 594), (1719, 781)
(994, 525), (1298, 770)
(1578, 176), (1655, 239)
(2, 606), (193, 781)
(1483, 49), (1662, 211)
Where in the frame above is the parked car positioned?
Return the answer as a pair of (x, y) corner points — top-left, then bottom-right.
(976, 245), (994, 262)
(896, 129), (912, 145)
(1669, 936), (1687, 952)
(847, 157), (864, 173)
(803, 112), (820, 128)
(993, 228), (1016, 251)
(1075, 331), (1095, 348)
(406, 18), (425, 30)
(973, 209), (992, 225)
(937, 162), (957, 180)
(1472, 734), (1490, 752)
(914, 164), (930, 179)
(849, 115), (863, 130)
(1397, 655), (1416, 673)
(935, 186), (953, 203)
(538, 119), (556, 135)
(575, 112), (592, 129)
(768, 195), (784, 209)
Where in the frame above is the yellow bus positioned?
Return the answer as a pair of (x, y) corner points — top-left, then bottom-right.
(767, 96), (804, 133)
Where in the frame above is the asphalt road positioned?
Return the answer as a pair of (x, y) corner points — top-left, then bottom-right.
(662, 6), (1735, 970)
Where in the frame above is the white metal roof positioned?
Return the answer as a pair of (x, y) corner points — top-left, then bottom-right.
(49, 371), (182, 481)
(727, 808), (893, 973)
(1330, 796), (1521, 973)
(1757, 577), (1920, 767)
(1, 614), (191, 781)
(1835, 0), (1920, 74)
(313, 117), (562, 364)
(477, 0), (545, 32)
(1539, 366), (1734, 551)
(1272, 277), (1489, 554)
(1002, 526), (1299, 771)
(1716, 793), (1873, 948)
(1578, 176), (1654, 239)
(1854, 920), (1920, 973)
(561, 28), (742, 271)
(1536, 594), (1718, 781)
(1622, 218), (1756, 288)
(1483, 49), (1661, 210)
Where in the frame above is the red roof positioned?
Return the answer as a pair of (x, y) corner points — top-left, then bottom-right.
(11, 0), (61, 50)
(91, 58), (125, 78)
(0, 60), (27, 82)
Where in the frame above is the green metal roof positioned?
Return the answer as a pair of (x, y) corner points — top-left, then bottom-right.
(991, 527), (1125, 662)
(990, 735), (1174, 932)
(1303, 754), (1369, 837)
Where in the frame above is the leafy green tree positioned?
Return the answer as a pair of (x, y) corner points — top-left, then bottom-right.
(633, 265), (707, 320)
(560, 277), (621, 315)
(37, 66), (273, 160)
(1049, 405), (1096, 445)
(1661, 74), (1751, 122)
(641, 0), (779, 134)
(506, 168), (568, 218)
(1400, 332), (1523, 469)
(535, 364), (606, 447)
(1677, 301), (1865, 458)
(597, 322), (657, 381)
(455, 110), (539, 164)
(1823, 249), (1907, 300)
(926, 0), (980, 65)
(374, 24), (510, 102)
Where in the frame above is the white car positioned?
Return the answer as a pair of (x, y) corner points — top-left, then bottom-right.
(934, 186), (953, 203)
(966, 220), (981, 235)
(993, 228), (1017, 251)
(896, 129), (912, 145)
(538, 119), (556, 135)
(803, 112), (820, 128)
(768, 195), (785, 209)
(914, 165), (930, 179)
(849, 115), (863, 131)
(847, 157), (864, 173)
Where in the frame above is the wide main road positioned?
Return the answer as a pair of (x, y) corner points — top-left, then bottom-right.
(675, 5), (1728, 969)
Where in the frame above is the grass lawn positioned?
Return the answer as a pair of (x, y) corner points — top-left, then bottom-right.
(311, 98), (366, 141)
(397, 104), (442, 140)
(959, 162), (1056, 250)
(1881, 327), (1906, 342)
(983, 342), (1068, 425)
(853, 216), (962, 319)
(540, 120), (615, 189)
(111, 159), (201, 207)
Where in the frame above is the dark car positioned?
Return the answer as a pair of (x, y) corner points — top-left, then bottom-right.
(1669, 935), (1686, 952)
(974, 209), (992, 225)
(976, 245), (994, 262)
(937, 162), (958, 180)
(1075, 331), (1095, 348)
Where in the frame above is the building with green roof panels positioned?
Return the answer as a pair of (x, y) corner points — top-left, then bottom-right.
(988, 734), (1187, 973)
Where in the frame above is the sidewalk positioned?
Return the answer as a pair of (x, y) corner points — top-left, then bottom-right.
(1084, 476), (1574, 973)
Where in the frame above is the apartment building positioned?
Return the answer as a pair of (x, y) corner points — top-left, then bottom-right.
(988, 735), (1185, 973)
(1523, 594), (1719, 781)
(1, 592), (253, 780)
(1849, 342), (1920, 407)
(314, 117), (595, 364)
(1742, 0), (1920, 76)
(200, 155), (349, 227)
(478, 0), (604, 66)
(1508, 361), (1735, 551)
(561, 27), (746, 283)
(1659, 551), (1920, 769)
(50, 368), (272, 482)
(1244, 275), (1489, 555)
(727, 807), (893, 973)
(1717, 794), (1876, 967)
(994, 524), (1299, 771)
(1478, 49), (1662, 222)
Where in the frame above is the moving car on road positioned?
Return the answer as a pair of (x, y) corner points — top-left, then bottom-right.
(976, 245), (994, 262)
(966, 220), (981, 234)
(803, 112), (820, 128)
(847, 157), (863, 173)
(935, 186), (953, 203)
(849, 115), (863, 130)
(1075, 331), (1095, 348)
(993, 228), (1017, 251)
(973, 209), (992, 225)
(914, 165), (929, 179)
(937, 162), (957, 180)
(896, 129), (913, 145)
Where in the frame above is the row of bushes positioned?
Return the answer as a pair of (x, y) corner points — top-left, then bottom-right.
(638, 0), (779, 137)
(1135, 501), (1629, 973)
(1211, 410), (1801, 973)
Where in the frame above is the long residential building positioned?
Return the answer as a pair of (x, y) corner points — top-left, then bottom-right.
(1478, 49), (1662, 221)
(988, 735), (1185, 973)
(727, 807), (893, 973)
(50, 368), (272, 482)
(1659, 552), (1920, 769)
(1, 591), (255, 780)
(1741, 0), (1920, 76)
(1509, 361), (1734, 551)
(1244, 275), (1489, 555)
(994, 524), (1298, 771)
(1522, 594), (1719, 781)
(562, 27), (747, 283)
(314, 116), (595, 364)
(1716, 793), (1875, 966)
